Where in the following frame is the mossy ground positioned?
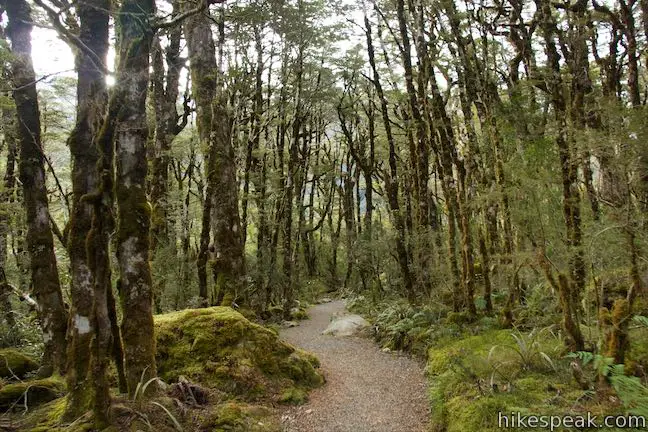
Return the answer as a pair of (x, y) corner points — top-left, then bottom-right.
(426, 328), (648, 432)
(0, 376), (65, 409)
(3, 307), (321, 431)
(0, 348), (39, 379)
(200, 400), (280, 432)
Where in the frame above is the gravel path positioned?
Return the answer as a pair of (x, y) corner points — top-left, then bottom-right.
(279, 300), (429, 432)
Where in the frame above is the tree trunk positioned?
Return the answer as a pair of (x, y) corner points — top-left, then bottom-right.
(537, 0), (585, 351)
(0, 105), (17, 327)
(3, 0), (69, 375)
(114, 0), (157, 396)
(184, 5), (218, 305)
(64, 0), (110, 419)
(364, 14), (414, 301)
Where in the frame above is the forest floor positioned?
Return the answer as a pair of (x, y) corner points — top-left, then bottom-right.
(278, 300), (429, 432)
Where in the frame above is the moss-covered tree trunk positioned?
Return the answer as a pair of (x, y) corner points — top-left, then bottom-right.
(2, 0), (68, 375)
(185, 5), (244, 306)
(184, 6), (217, 304)
(210, 95), (244, 306)
(536, 0), (585, 351)
(364, 14), (414, 301)
(64, 0), (110, 418)
(0, 105), (17, 328)
(114, 0), (157, 396)
(150, 2), (186, 312)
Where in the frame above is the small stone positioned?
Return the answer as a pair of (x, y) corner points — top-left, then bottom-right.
(306, 409), (313, 414)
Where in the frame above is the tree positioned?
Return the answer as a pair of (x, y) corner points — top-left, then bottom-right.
(113, 0), (158, 397)
(63, 0), (113, 418)
(2, 0), (68, 375)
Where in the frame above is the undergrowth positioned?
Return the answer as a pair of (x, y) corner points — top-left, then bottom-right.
(348, 293), (648, 432)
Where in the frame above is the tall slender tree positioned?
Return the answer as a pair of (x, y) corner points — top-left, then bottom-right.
(2, 0), (68, 375)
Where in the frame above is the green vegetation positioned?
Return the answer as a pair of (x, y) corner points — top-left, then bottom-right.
(0, 376), (65, 409)
(155, 306), (323, 402)
(0, 348), (38, 378)
(2, 0), (648, 428)
(4, 307), (322, 431)
(200, 401), (279, 432)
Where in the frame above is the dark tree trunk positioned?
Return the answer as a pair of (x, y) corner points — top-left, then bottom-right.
(3, 0), (69, 375)
(364, 14), (414, 301)
(184, 6), (218, 305)
(0, 105), (17, 327)
(536, 0), (585, 351)
(64, 0), (110, 419)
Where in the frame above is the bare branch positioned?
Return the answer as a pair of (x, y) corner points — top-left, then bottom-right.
(32, 0), (110, 75)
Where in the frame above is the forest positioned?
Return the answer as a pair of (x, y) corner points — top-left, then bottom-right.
(0, 0), (648, 430)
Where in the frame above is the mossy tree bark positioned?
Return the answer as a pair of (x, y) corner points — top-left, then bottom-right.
(536, 0), (585, 351)
(364, 14), (414, 301)
(2, 0), (68, 375)
(150, 0), (188, 312)
(209, 96), (245, 306)
(64, 0), (110, 419)
(114, 0), (157, 396)
(184, 4), (245, 307)
(184, 6), (217, 304)
(0, 104), (17, 327)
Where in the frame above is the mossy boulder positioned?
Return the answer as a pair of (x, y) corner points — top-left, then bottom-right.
(200, 401), (280, 432)
(0, 376), (65, 409)
(154, 307), (323, 402)
(0, 348), (39, 379)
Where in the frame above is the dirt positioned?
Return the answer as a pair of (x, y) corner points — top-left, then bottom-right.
(279, 300), (429, 432)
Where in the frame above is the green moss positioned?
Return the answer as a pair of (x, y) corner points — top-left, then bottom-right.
(201, 401), (280, 432)
(427, 330), (513, 376)
(1, 397), (94, 432)
(444, 311), (473, 325)
(278, 387), (307, 405)
(24, 397), (74, 432)
(427, 329), (595, 432)
(154, 307), (323, 401)
(0, 348), (39, 378)
(290, 308), (309, 321)
(0, 376), (65, 409)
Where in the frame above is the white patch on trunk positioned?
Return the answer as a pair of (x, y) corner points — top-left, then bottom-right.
(43, 330), (53, 343)
(121, 236), (144, 276)
(36, 205), (49, 226)
(74, 315), (91, 335)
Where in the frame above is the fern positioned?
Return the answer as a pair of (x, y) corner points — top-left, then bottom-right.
(569, 352), (648, 416)
(632, 315), (648, 329)
(567, 351), (595, 366)
(610, 369), (648, 417)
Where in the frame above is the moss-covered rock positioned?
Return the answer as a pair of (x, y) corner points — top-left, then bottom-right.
(278, 387), (307, 405)
(0, 376), (65, 409)
(0, 348), (39, 379)
(154, 307), (323, 402)
(200, 401), (280, 432)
